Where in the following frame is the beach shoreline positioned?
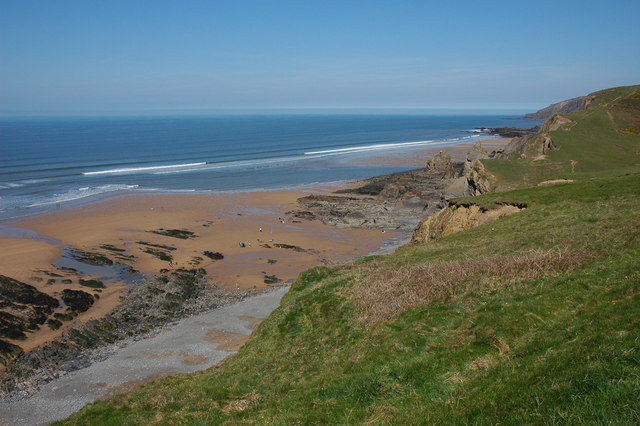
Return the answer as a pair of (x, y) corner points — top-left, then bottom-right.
(0, 138), (509, 362)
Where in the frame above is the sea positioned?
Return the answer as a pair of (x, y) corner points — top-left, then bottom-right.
(0, 112), (540, 221)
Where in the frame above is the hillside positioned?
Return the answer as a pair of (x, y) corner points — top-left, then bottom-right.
(62, 86), (639, 424)
(522, 96), (587, 121)
(484, 85), (640, 190)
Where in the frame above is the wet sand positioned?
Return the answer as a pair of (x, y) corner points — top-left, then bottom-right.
(0, 139), (510, 355)
(353, 138), (511, 167)
(0, 188), (395, 354)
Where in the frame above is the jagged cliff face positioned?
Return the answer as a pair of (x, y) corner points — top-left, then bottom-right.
(442, 143), (495, 198)
(411, 202), (525, 244)
(523, 96), (587, 121)
(498, 113), (574, 160)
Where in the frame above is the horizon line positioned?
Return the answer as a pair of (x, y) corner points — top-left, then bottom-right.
(0, 105), (537, 118)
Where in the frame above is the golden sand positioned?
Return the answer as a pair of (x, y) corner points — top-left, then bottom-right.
(1, 188), (394, 353)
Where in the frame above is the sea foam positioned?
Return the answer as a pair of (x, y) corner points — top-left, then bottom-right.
(83, 162), (206, 175)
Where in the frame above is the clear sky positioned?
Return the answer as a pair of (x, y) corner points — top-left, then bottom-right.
(1, 0), (639, 115)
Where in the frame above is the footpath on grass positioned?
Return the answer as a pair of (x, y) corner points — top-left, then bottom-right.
(0, 285), (290, 425)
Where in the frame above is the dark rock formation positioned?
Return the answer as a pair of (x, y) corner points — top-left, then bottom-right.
(263, 274), (281, 285)
(294, 165), (464, 231)
(273, 243), (306, 252)
(0, 312), (30, 340)
(142, 248), (173, 262)
(0, 340), (22, 365)
(151, 229), (196, 239)
(68, 250), (113, 266)
(203, 251), (224, 260)
(60, 289), (95, 313)
(78, 279), (105, 289)
(0, 276), (59, 357)
(1, 270), (259, 397)
(488, 126), (539, 137)
(0, 276), (58, 308)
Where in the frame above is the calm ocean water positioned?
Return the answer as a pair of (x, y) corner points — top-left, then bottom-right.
(0, 113), (539, 220)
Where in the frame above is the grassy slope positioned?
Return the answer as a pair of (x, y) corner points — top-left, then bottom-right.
(62, 88), (640, 425)
(484, 85), (640, 188)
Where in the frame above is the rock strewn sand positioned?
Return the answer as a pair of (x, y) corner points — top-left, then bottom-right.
(0, 188), (394, 357)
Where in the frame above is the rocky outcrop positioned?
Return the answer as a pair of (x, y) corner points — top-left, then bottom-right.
(487, 126), (539, 138)
(0, 269), (259, 397)
(498, 114), (573, 160)
(463, 142), (489, 174)
(60, 290), (95, 313)
(294, 145), (503, 232)
(0, 276), (59, 359)
(294, 167), (463, 231)
(522, 96), (587, 121)
(411, 202), (526, 244)
(443, 142), (495, 198)
(426, 151), (456, 178)
(466, 160), (495, 195)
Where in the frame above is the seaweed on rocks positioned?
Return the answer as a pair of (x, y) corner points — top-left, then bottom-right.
(0, 276), (59, 361)
(0, 312), (29, 340)
(0, 276), (58, 309)
(60, 289), (95, 313)
(100, 244), (126, 253)
(263, 274), (281, 285)
(142, 248), (173, 262)
(46, 318), (62, 330)
(150, 229), (196, 239)
(0, 270), (260, 398)
(203, 251), (224, 260)
(68, 249), (113, 266)
(0, 340), (23, 365)
(137, 241), (176, 251)
(78, 279), (105, 289)
(273, 243), (306, 252)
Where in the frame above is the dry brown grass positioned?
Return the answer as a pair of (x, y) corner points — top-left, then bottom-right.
(221, 391), (262, 413)
(346, 249), (592, 324)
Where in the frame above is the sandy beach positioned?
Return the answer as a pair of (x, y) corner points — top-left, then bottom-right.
(0, 187), (395, 354)
(0, 138), (508, 356)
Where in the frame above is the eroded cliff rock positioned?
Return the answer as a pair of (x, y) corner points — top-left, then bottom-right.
(444, 143), (495, 198)
(426, 151), (456, 178)
(411, 202), (525, 244)
(522, 96), (587, 121)
(499, 114), (573, 160)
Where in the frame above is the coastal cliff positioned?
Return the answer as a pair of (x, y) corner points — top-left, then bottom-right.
(411, 201), (525, 244)
(521, 95), (588, 121)
(20, 85), (640, 424)
(497, 113), (574, 160)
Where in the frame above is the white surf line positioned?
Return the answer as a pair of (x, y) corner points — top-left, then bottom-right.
(83, 162), (207, 175)
(304, 140), (436, 155)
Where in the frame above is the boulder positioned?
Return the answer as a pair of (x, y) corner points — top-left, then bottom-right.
(61, 289), (95, 313)
(444, 177), (472, 199)
(378, 183), (401, 199)
(427, 151), (456, 178)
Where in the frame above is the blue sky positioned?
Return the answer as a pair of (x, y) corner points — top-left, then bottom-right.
(1, 0), (639, 114)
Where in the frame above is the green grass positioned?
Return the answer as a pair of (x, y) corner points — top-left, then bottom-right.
(60, 171), (640, 425)
(484, 85), (640, 187)
(60, 86), (640, 424)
